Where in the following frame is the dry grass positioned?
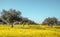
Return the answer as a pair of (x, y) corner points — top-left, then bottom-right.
(0, 24), (60, 37)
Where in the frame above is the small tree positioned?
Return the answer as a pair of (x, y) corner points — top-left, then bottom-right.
(42, 17), (58, 26)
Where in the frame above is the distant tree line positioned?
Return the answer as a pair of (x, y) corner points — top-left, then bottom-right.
(0, 9), (60, 27)
(0, 9), (37, 25)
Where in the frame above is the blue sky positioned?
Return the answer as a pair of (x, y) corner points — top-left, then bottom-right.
(0, 0), (60, 23)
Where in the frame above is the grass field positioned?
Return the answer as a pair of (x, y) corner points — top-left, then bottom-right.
(0, 24), (60, 37)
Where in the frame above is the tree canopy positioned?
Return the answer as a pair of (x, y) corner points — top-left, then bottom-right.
(0, 9), (37, 25)
(42, 17), (58, 26)
(0, 9), (60, 26)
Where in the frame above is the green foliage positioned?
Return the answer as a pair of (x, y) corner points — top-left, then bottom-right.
(0, 9), (37, 25)
(42, 17), (58, 26)
(1, 9), (21, 23)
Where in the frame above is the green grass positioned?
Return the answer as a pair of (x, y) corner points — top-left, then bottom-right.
(0, 24), (60, 37)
